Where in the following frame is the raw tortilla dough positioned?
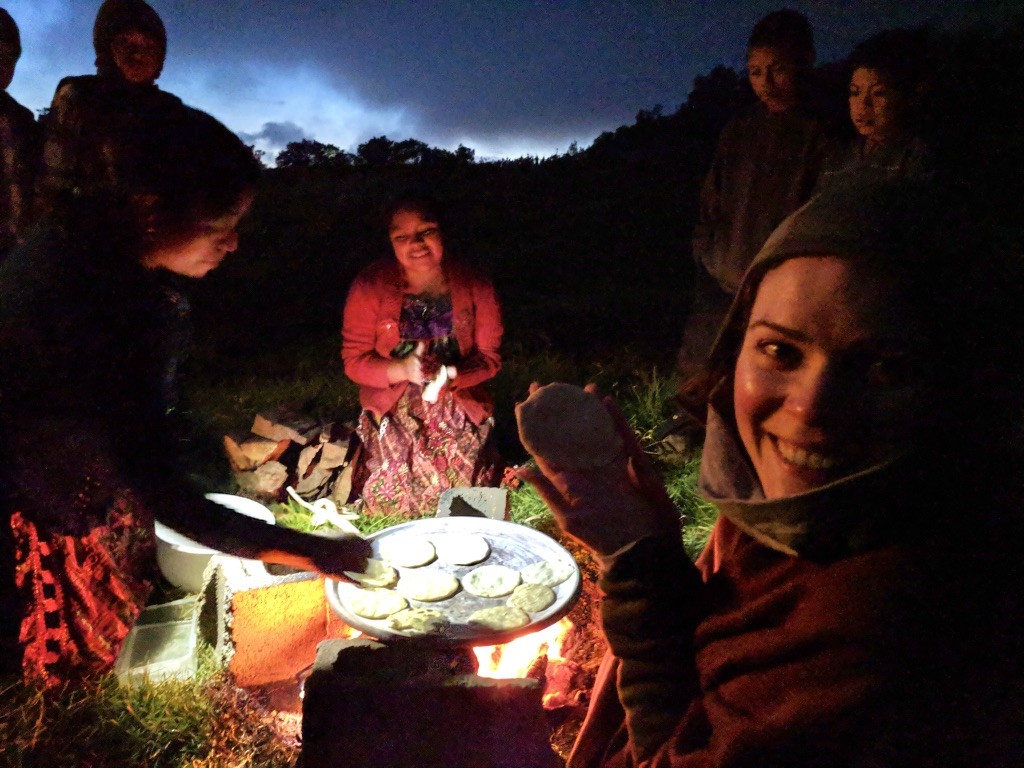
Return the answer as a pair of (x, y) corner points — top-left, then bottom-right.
(344, 558), (398, 588)
(340, 586), (408, 619)
(468, 606), (531, 632)
(396, 569), (461, 602)
(378, 536), (437, 568)
(462, 564), (521, 598)
(389, 607), (448, 635)
(507, 583), (556, 613)
(520, 559), (576, 588)
(515, 382), (623, 469)
(433, 533), (491, 566)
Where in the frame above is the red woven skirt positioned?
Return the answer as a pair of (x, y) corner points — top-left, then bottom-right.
(8, 496), (156, 686)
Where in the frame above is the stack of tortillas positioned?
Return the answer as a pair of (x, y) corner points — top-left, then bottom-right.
(515, 382), (623, 469)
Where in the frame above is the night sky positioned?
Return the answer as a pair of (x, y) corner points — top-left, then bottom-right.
(4, 0), (1019, 161)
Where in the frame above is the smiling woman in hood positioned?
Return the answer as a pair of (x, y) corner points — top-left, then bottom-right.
(520, 177), (1024, 767)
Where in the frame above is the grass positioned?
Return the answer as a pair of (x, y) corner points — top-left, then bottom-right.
(0, 649), (296, 767)
(0, 352), (717, 767)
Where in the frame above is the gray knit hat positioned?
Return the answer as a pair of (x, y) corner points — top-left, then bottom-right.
(708, 177), (926, 365)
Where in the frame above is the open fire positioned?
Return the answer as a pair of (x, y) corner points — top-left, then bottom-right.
(474, 617), (574, 707)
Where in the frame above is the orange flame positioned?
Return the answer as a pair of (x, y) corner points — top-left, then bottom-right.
(473, 618), (571, 681)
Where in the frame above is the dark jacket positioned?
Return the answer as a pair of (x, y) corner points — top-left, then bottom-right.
(34, 75), (183, 218)
(691, 103), (829, 293)
(0, 90), (38, 253)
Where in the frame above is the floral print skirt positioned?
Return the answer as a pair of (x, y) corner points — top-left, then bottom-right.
(354, 387), (501, 517)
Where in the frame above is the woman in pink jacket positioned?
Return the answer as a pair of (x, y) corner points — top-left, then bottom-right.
(341, 194), (503, 516)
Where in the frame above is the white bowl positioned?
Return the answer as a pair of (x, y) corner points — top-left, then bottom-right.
(155, 493), (276, 593)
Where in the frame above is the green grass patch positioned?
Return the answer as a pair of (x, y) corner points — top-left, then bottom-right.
(0, 649), (296, 768)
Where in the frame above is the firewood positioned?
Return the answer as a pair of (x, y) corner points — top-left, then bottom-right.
(223, 435), (255, 472)
(297, 443), (323, 479)
(234, 460), (288, 500)
(318, 440), (349, 471)
(250, 412), (317, 446)
(240, 438), (290, 466)
(295, 465), (332, 497)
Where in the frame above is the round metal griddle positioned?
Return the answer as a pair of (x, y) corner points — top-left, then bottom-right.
(325, 517), (581, 647)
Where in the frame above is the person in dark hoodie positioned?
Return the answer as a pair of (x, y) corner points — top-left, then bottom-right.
(0, 8), (38, 257)
(670, 10), (830, 445)
(1, 107), (370, 687)
(34, 0), (183, 219)
(520, 177), (1024, 766)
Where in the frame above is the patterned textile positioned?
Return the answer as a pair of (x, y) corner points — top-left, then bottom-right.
(354, 291), (499, 517)
(9, 495), (156, 686)
(354, 388), (499, 517)
(0, 90), (38, 254)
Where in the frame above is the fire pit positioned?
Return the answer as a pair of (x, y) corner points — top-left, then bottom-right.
(301, 516), (592, 766)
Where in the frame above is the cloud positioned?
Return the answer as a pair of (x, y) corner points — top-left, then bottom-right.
(237, 121), (309, 159)
(160, 60), (416, 159)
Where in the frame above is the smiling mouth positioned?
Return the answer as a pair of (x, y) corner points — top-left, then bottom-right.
(775, 437), (840, 470)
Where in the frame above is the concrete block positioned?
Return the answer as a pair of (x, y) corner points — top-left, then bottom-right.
(202, 557), (342, 687)
(436, 486), (509, 520)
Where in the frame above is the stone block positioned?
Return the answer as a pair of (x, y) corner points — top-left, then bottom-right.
(302, 638), (561, 768)
(202, 557), (341, 687)
(436, 486), (509, 520)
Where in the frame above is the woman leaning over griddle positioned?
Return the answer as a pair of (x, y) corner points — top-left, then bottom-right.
(0, 107), (369, 686)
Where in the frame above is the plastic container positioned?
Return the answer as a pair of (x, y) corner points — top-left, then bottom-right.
(114, 596), (200, 686)
(155, 493), (276, 593)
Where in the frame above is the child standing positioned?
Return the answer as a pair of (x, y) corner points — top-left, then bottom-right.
(675, 10), (829, 419)
(34, 0), (183, 219)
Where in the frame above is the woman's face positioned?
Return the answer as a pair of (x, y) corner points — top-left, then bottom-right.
(141, 193), (253, 278)
(111, 29), (162, 85)
(733, 256), (925, 499)
(389, 209), (444, 277)
(849, 67), (903, 144)
(747, 46), (800, 113)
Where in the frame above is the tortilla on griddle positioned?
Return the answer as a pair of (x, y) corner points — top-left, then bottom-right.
(379, 536), (437, 568)
(343, 558), (398, 588)
(462, 564), (521, 598)
(433, 533), (491, 566)
(507, 582), (556, 613)
(468, 606), (531, 631)
(521, 559), (576, 588)
(396, 569), (460, 602)
(340, 586), (408, 619)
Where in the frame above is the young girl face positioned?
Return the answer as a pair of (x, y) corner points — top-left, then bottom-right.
(849, 67), (904, 144)
(111, 29), (162, 85)
(733, 256), (926, 499)
(747, 46), (800, 113)
(389, 209), (444, 278)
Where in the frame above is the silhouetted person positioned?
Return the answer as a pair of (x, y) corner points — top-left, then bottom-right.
(34, 0), (183, 220)
(0, 8), (38, 257)
(672, 9), (829, 441)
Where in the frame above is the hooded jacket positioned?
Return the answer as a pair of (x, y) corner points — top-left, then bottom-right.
(568, 179), (1024, 767)
(34, 0), (181, 218)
